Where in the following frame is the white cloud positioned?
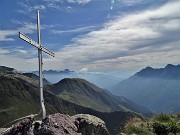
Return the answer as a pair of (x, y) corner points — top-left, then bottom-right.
(0, 47), (38, 71)
(41, 0), (65, 10)
(0, 48), (10, 55)
(0, 21), (57, 42)
(0, 30), (17, 41)
(67, 0), (92, 4)
(18, 2), (46, 15)
(51, 26), (96, 34)
(14, 49), (37, 59)
(0, 22), (37, 42)
(121, 0), (145, 6)
(48, 0), (180, 71)
(79, 68), (88, 72)
(2, 0), (180, 73)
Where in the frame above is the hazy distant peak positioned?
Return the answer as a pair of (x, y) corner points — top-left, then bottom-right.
(32, 69), (75, 74)
(165, 64), (180, 69)
(135, 64), (180, 79)
(135, 66), (154, 77)
(44, 69), (74, 74)
(112, 64), (180, 114)
(143, 66), (154, 71)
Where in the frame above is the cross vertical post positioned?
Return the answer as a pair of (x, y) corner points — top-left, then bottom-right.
(37, 9), (46, 119)
(19, 9), (55, 119)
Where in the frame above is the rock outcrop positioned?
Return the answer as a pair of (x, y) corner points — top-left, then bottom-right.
(1, 113), (109, 135)
(2, 116), (34, 135)
(73, 114), (108, 135)
(35, 113), (80, 135)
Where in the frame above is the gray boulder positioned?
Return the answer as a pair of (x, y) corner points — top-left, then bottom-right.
(35, 113), (80, 135)
(2, 116), (34, 135)
(73, 114), (109, 135)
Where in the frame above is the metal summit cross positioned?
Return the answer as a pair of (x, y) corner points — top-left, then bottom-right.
(19, 10), (55, 119)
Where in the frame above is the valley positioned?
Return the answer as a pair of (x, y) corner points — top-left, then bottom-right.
(0, 66), (145, 134)
(1, 64), (180, 134)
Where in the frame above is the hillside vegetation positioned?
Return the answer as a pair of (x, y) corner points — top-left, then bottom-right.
(50, 78), (151, 114)
(0, 66), (143, 134)
(124, 113), (180, 135)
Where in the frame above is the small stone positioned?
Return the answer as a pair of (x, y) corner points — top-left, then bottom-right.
(54, 123), (59, 128)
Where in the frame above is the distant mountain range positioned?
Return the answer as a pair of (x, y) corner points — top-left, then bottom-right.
(112, 64), (180, 114)
(0, 66), (147, 134)
(32, 69), (122, 89)
(33, 69), (75, 74)
(136, 64), (180, 79)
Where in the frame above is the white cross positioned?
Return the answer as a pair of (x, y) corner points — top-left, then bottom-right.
(19, 9), (55, 119)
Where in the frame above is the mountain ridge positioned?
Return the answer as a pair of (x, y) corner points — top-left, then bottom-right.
(0, 66), (144, 134)
(112, 64), (180, 114)
(32, 69), (122, 89)
(50, 78), (152, 115)
(32, 69), (75, 74)
(135, 64), (180, 79)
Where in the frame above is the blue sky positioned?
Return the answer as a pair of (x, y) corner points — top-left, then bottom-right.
(0, 0), (180, 75)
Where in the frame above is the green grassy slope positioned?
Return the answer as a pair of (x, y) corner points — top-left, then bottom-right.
(50, 78), (151, 114)
(0, 67), (142, 134)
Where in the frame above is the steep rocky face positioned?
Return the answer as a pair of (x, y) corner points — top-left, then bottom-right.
(1, 113), (109, 135)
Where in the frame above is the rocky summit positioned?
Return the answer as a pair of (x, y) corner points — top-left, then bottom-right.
(1, 113), (109, 135)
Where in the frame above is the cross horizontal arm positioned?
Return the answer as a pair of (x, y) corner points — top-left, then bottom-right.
(19, 32), (55, 57)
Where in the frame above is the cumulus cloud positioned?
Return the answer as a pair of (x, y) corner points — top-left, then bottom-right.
(48, 0), (180, 71)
